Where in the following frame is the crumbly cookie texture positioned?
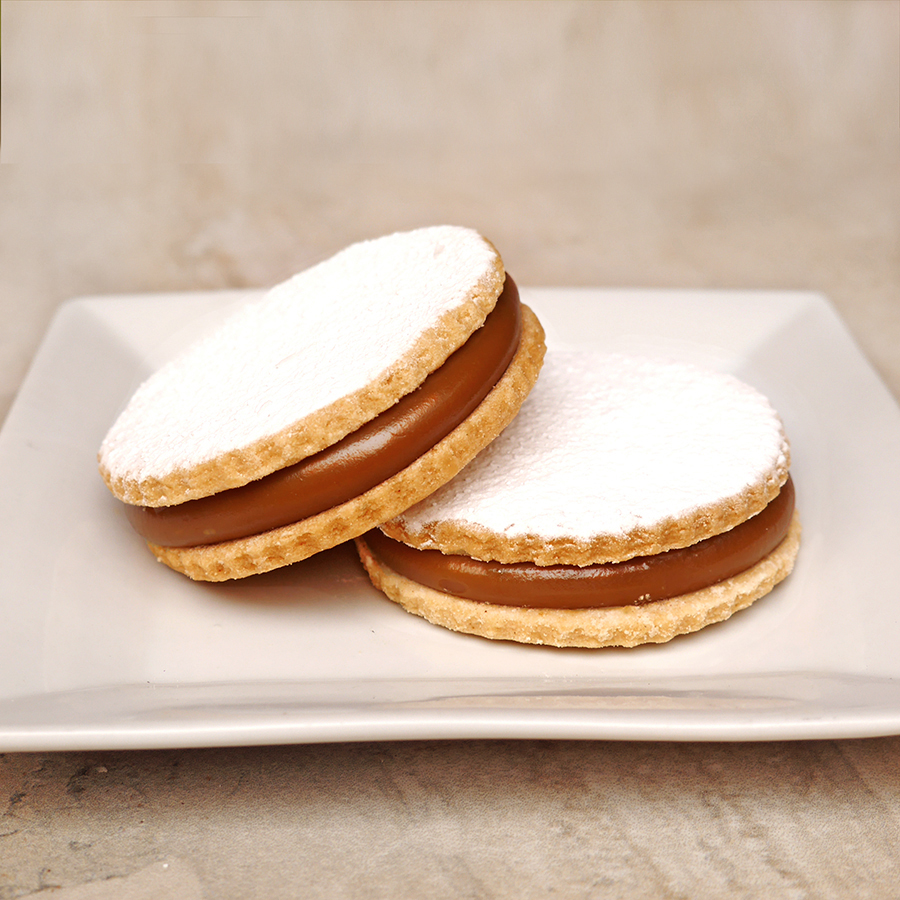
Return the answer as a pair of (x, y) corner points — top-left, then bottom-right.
(383, 352), (791, 565)
(99, 226), (505, 507)
(356, 512), (801, 648)
(148, 306), (546, 581)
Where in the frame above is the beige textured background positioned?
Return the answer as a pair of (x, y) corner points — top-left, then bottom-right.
(2, 1), (900, 897)
(2, 0), (899, 421)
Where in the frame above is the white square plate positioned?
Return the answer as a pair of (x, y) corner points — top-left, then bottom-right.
(2, 287), (900, 750)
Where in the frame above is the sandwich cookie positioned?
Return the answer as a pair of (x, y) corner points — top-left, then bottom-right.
(357, 351), (800, 647)
(99, 226), (546, 581)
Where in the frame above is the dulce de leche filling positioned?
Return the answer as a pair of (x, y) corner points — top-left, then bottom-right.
(362, 477), (795, 609)
(124, 278), (524, 548)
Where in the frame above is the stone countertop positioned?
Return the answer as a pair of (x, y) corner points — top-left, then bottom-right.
(4, 739), (900, 898)
(1, 1), (899, 896)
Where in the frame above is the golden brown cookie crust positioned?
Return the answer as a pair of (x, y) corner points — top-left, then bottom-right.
(381, 450), (790, 566)
(356, 511), (801, 648)
(147, 305), (545, 580)
(101, 249), (505, 508)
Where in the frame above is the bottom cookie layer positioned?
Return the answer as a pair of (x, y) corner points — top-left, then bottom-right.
(147, 305), (545, 580)
(355, 512), (801, 648)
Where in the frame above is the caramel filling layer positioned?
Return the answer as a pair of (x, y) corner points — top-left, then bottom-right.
(125, 279), (523, 548)
(362, 477), (795, 609)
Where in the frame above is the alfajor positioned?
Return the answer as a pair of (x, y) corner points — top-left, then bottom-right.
(357, 351), (800, 647)
(99, 226), (546, 580)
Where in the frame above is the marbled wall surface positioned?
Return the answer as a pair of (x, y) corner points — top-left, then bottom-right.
(2, 0), (898, 419)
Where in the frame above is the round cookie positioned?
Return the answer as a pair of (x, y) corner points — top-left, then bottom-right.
(357, 351), (800, 647)
(99, 226), (546, 580)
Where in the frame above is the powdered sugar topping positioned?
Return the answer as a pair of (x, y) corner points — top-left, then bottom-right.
(100, 226), (499, 487)
(393, 351), (789, 544)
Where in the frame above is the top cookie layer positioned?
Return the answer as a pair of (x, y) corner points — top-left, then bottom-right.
(100, 226), (505, 507)
(382, 351), (791, 566)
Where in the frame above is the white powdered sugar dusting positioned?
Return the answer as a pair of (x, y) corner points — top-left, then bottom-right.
(100, 226), (497, 482)
(394, 351), (789, 542)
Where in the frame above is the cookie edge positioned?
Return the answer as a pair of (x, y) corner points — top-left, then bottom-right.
(356, 511), (801, 648)
(147, 304), (546, 580)
(382, 396), (791, 565)
(101, 231), (505, 507)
